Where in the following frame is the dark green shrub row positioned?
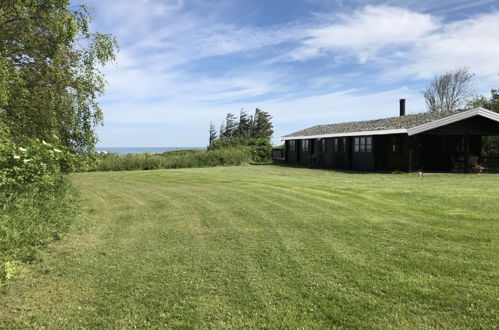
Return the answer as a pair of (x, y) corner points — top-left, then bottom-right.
(91, 148), (254, 172)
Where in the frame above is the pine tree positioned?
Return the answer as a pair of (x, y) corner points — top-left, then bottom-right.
(209, 122), (217, 146)
(236, 108), (252, 138)
(219, 122), (226, 139)
(252, 108), (273, 139)
(224, 113), (238, 138)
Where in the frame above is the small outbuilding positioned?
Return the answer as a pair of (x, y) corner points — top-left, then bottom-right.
(280, 100), (499, 172)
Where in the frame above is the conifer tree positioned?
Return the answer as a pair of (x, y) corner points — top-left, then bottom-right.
(236, 109), (252, 138)
(219, 122), (226, 139)
(224, 113), (238, 138)
(209, 122), (217, 146)
(252, 108), (273, 139)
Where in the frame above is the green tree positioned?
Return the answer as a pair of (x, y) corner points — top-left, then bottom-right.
(469, 89), (499, 113)
(223, 113), (238, 138)
(0, 0), (118, 152)
(235, 109), (252, 138)
(209, 121), (217, 146)
(252, 108), (273, 139)
(219, 122), (226, 139)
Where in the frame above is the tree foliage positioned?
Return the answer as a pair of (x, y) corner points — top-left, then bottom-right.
(208, 122), (217, 147)
(216, 108), (273, 141)
(469, 88), (499, 113)
(252, 108), (273, 139)
(222, 113), (238, 139)
(0, 0), (118, 152)
(236, 109), (252, 138)
(422, 67), (474, 113)
(209, 108), (274, 161)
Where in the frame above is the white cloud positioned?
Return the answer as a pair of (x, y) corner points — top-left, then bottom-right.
(388, 11), (499, 80)
(86, 1), (499, 146)
(285, 6), (499, 82)
(288, 6), (438, 62)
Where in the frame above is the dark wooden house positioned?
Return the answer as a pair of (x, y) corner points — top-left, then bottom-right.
(280, 101), (499, 172)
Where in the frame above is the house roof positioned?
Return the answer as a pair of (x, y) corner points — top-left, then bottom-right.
(280, 107), (499, 140)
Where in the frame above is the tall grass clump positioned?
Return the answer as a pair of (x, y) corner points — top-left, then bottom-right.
(0, 122), (81, 284)
(92, 148), (254, 172)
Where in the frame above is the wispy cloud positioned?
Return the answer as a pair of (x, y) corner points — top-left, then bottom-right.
(284, 6), (499, 81)
(80, 0), (499, 146)
(287, 6), (438, 62)
(389, 11), (499, 80)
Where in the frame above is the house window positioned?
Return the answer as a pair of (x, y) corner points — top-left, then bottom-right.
(289, 140), (296, 152)
(333, 137), (346, 152)
(354, 136), (373, 153)
(317, 139), (326, 153)
(366, 136), (372, 152)
(302, 140), (309, 152)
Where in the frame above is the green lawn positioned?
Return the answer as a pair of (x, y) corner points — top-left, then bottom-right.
(1, 165), (498, 329)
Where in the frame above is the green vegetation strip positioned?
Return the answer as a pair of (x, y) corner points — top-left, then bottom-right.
(1, 166), (498, 328)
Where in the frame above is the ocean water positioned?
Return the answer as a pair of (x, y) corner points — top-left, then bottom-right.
(95, 147), (205, 154)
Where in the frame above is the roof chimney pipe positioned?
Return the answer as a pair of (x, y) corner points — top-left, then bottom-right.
(399, 99), (406, 116)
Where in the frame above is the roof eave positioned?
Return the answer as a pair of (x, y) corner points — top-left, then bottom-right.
(407, 107), (499, 136)
(280, 107), (499, 141)
(280, 128), (407, 141)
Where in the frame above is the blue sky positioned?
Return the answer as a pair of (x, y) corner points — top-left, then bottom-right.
(80, 0), (499, 147)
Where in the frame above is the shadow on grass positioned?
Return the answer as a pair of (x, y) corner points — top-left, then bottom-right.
(270, 160), (407, 175)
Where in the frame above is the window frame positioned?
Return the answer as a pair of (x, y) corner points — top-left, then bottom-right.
(302, 139), (309, 152)
(354, 136), (373, 153)
(333, 137), (346, 153)
(318, 139), (326, 153)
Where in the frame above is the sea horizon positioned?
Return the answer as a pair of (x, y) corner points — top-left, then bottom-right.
(95, 147), (205, 154)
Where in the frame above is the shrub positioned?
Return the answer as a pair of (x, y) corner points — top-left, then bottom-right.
(0, 122), (82, 191)
(209, 137), (272, 162)
(0, 120), (82, 284)
(0, 177), (79, 284)
(91, 148), (254, 172)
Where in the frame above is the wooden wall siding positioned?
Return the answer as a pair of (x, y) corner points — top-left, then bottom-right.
(333, 153), (350, 169)
(287, 143), (298, 163)
(323, 138), (335, 167)
(299, 145), (311, 165)
(319, 138), (350, 169)
(374, 135), (388, 171)
(284, 140), (289, 162)
(352, 153), (375, 171)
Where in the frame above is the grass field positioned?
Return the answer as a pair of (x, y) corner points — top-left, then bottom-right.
(1, 165), (498, 328)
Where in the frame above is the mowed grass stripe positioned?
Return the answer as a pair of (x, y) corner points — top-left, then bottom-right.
(0, 165), (498, 329)
(74, 169), (499, 328)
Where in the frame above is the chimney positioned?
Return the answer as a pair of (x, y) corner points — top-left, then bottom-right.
(399, 99), (406, 116)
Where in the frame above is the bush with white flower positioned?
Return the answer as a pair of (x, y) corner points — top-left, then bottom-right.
(0, 120), (83, 283)
(0, 122), (80, 190)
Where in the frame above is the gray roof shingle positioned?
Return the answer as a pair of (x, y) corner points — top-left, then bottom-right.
(283, 110), (466, 138)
